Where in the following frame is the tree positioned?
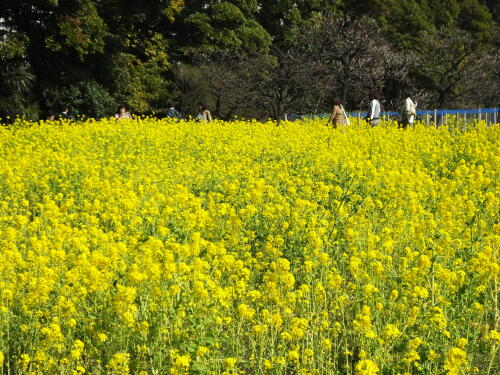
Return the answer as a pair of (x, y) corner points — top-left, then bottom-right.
(462, 52), (500, 108)
(171, 53), (275, 120)
(413, 28), (496, 108)
(342, 0), (494, 46)
(42, 80), (117, 118)
(0, 21), (35, 119)
(170, 63), (210, 117)
(198, 46), (328, 121)
(0, 64), (35, 120)
(0, 0), (498, 119)
(0, 0), (186, 117)
(172, 1), (271, 57)
(457, 0), (495, 42)
(178, 15), (418, 121)
(244, 47), (312, 121)
(296, 15), (417, 111)
(195, 53), (262, 120)
(256, 0), (344, 45)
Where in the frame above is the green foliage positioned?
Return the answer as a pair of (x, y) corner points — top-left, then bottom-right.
(42, 80), (117, 119)
(171, 64), (211, 115)
(232, 0), (258, 15)
(180, 1), (271, 55)
(45, 2), (107, 59)
(383, 1), (436, 48)
(0, 31), (29, 61)
(344, 0), (494, 46)
(457, 0), (494, 42)
(0, 0), (498, 118)
(412, 28), (487, 107)
(425, 0), (460, 28)
(0, 64), (35, 120)
(111, 54), (170, 115)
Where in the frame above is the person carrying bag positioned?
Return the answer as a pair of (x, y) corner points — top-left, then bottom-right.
(327, 97), (349, 128)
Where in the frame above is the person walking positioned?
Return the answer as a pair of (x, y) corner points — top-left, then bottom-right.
(115, 105), (132, 121)
(327, 97), (349, 128)
(197, 105), (212, 123)
(367, 90), (381, 127)
(404, 94), (417, 126)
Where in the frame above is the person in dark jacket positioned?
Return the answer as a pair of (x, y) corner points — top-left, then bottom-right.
(59, 107), (71, 120)
(166, 106), (182, 119)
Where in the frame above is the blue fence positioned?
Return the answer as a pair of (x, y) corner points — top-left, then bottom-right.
(288, 107), (500, 125)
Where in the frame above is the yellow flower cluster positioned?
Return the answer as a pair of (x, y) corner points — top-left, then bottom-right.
(0, 117), (498, 374)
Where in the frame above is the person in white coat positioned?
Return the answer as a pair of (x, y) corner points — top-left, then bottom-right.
(367, 90), (381, 127)
(404, 95), (417, 125)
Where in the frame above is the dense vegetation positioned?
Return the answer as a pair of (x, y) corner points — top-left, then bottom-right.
(0, 117), (498, 374)
(1, 1), (499, 120)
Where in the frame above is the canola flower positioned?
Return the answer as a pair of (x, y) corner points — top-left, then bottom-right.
(0, 117), (498, 374)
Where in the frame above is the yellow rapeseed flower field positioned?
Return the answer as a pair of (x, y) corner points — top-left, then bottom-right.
(0, 118), (498, 375)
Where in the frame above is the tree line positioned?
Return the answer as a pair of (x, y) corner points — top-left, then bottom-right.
(1, 0), (499, 121)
